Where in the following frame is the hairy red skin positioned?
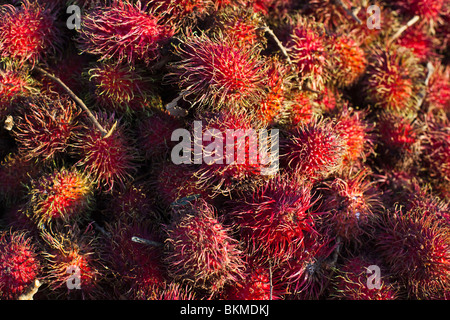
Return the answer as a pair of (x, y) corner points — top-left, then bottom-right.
(165, 199), (244, 293)
(397, 25), (437, 62)
(332, 256), (399, 300)
(377, 112), (418, 153)
(394, 0), (447, 21)
(0, 230), (41, 300)
(77, 0), (174, 65)
(0, 0), (62, 65)
(0, 68), (34, 119)
(13, 96), (82, 162)
(170, 31), (267, 110)
(425, 61), (450, 111)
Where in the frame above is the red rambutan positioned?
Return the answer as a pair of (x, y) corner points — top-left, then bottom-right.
(26, 167), (93, 226)
(285, 90), (314, 127)
(377, 112), (419, 154)
(164, 199), (244, 293)
(281, 118), (345, 179)
(77, 0), (174, 65)
(12, 95), (82, 161)
(169, 31), (268, 110)
(397, 25), (437, 62)
(73, 112), (138, 192)
(137, 281), (196, 300)
(394, 0), (446, 21)
(0, 0), (62, 65)
(0, 229), (41, 300)
(0, 67), (35, 119)
(425, 61), (450, 111)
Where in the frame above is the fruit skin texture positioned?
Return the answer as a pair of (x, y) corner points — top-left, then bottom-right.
(77, 0), (174, 65)
(73, 112), (138, 193)
(282, 118), (345, 179)
(332, 256), (398, 300)
(375, 207), (450, 299)
(0, 68), (35, 119)
(170, 31), (267, 110)
(425, 61), (450, 111)
(228, 176), (319, 264)
(394, 0), (446, 21)
(27, 167), (93, 226)
(0, 230), (41, 300)
(0, 0), (61, 65)
(164, 199), (244, 293)
(13, 96), (82, 162)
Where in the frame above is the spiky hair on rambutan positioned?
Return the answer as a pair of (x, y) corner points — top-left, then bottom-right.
(281, 117), (345, 180)
(25, 167), (94, 227)
(0, 0), (62, 66)
(164, 199), (244, 293)
(136, 281), (197, 300)
(331, 256), (399, 300)
(103, 215), (166, 299)
(284, 90), (314, 128)
(77, 0), (174, 65)
(192, 109), (272, 196)
(145, 0), (215, 22)
(318, 168), (383, 246)
(228, 175), (320, 265)
(425, 60), (450, 112)
(0, 229), (41, 300)
(397, 24), (437, 63)
(363, 46), (423, 114)
(73, 111), (139, 193)
(393, 0), (447, 22)
(87, 62), (154, 114)
(12, 95), (82, 162)
(168, 30), (268, 111)
(283, 15), (329, 91)
(326, 34), (367, 88)
(375, 206), (450, 299)
(334, 105), (375, 166)
(40, 224), (106, 299)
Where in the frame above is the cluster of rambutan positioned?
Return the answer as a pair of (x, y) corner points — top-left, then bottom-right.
(0, 0), (449, 301)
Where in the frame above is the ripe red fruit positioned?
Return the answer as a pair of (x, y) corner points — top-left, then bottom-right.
(73, 112), (138, 192)
(375, 207), (450, 299)
(0, 68), (35, 119)
(137, 282), (196, 300)
(88, 62), (154, 114)
(332, 256), (399, 300)
(284, 16), (328, 90)
(13, 96), (82, 161)
(319, 169), (382, 245)
(286, 90), (314, 127)
(364, 47), (422, 113)
(425, 61), (450, 111)
(41, 226), (105, 299)
(77, 0), (174, 65)
(377, 112), (419, 154)
(27, 167), (93, 226)
(0, 0), (62, 65)
(0, 229), (41, 300)
(282, 118), (345, 179)
(165, 199), (244, 293)
(327, 34), (367, 88)
(397, 25), (436, 62)
(170, 31), (268, 110)
(229, 176), (319, 264)
(394, 0), (446, 21)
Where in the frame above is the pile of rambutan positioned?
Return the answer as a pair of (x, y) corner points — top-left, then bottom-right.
(0, 0), (449, 301)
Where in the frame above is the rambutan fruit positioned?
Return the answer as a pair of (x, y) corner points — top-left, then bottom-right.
(319, 169), (383, 245)
(164, 199), (244, 293)
(0, 229), (41, 300)
(394, 0), (446, 22)
(145, 0), (215, 21)
(169, 31), (268, 110)
(0, 0), (62, 65)
(88, 62), (154, 114)
(26, 167), (93, 226)
(335, 106), (375, 166)
(425, 61), (450, 112)
(331, 256), (399, 300)
(397, 25), (437, 62)
(41, 225), (106, 299)
(77, 0), (174, 65)
(73, 112), (138, 193)
(363, 46), (423, 113)
(137, 281), (196, 300)
(285, 90), (314, 127)
(377, 112), (419, 155)
(284, 16), (328, 90)
(281, 118), (345, 179)
(0, 153), (41, 206)
(228, 176), (319, 265)
(137, 110), (184, 160)
(313, 86), (338, 115)
(12, 95), (82, 162)
(192, 110), (271, 195)
(375, 206), (450, 299)
(326, 34), (367, 88)
(103, 215), (166, 298)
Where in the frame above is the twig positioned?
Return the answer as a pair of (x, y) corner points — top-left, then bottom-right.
(18, 279), (42, 300)
(131, 236), (163, 247)
(389, 16), (420, 44)
(33, 66), (112, 137)
(335, 0), (362, 25)
(165, 91), (189, 117)
(411, 61), (435, 125)
(263, 25), (293, 65)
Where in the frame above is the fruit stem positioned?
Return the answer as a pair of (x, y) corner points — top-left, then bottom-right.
(33, 66), (113, 137)
(335, 0), (362, 25)
(262, 24), (293, 65)
(165, 91), (189, 117)
(18, 279), (42, 300)
(131, 236), (163, 247)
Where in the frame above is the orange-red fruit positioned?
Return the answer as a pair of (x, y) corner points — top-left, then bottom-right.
(0, 230), (41, 300)
(425, 61), (450, 111)
(0, 1), (61, 65)
(165, 199), (244, 292)
(377, 112), (418, 154)
(0, 68), (33, 119)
